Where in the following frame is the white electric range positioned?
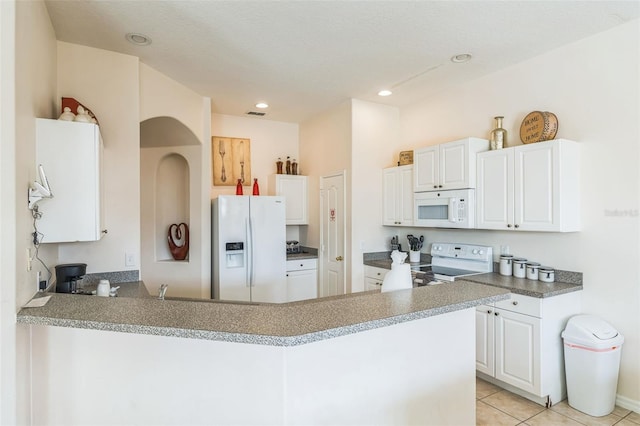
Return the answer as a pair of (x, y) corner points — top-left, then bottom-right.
(413, 242), (493, 285)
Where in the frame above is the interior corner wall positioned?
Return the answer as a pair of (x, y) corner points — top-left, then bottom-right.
(298, 101), (352, 288)
(1, 0), (57, 424)
(56, 42), (140, 274)
(350, 99), (401, 292)
(396, 21), (639, 404)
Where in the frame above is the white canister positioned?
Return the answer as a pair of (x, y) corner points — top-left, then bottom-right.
(513, 258), (527, 278)
(96, 279), (110, 297)
(526, 262), (541, 280)
(539, 266), (555, 283)
(499, 255), (514, 276)
(409, 250), (421, 263)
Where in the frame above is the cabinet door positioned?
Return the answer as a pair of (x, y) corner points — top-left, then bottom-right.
(494, 308), (541, 396)
(514, 143), (560, 231)
(271, 175), (308, 224)
(475, 305), (495, 376)
(382, 168), (399, 225)
(398, 165), (414, 225)
(414, 146), (439, 192)
(286, 269), (317, 302)
(364, 277), (383, 291)
(476, 150), (514, 230)
(439, 140), (468, 189)
(383, 166), (413, 226)
(36, 119), (103, 243)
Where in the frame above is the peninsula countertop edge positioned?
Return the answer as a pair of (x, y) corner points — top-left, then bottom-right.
(17, 281), (510, 346)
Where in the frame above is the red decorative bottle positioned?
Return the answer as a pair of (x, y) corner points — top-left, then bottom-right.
(252, 178), (260, 195)
(235, 179), (243, 195)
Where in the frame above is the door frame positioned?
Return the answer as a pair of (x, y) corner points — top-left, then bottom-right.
(319, 170), (347, 297)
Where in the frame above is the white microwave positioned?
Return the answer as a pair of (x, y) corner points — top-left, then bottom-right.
(414, 189), (475, 228)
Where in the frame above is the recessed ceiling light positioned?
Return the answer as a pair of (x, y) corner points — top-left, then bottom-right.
(451, 53), (472, 63)
(125, 33), (152, 46)
(378, 90), (392, 97)
(255, 102), (269, 109)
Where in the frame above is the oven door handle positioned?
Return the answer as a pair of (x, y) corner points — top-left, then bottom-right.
(448, 198), (458, 223)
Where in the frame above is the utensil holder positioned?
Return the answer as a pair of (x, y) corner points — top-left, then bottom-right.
(409, 250), (421, 263)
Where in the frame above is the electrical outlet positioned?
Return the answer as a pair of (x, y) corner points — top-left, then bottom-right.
(26, 248), (32, 271)
(500, 245), (510, 255)
(125, 252), (136, 267)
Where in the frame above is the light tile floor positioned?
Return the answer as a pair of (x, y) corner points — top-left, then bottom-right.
(477, 378), (640, 426)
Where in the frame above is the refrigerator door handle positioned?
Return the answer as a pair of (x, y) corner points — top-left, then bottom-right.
(246, 218), (252, 287)
(247, 217), (255, 287)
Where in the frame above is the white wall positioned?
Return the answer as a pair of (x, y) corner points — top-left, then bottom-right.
(0, 0), (57, 423)
(350, 99), (401, 292)
(299, 101), (352, 250)
(139, 63), (212, 299)
(211, 113), (299, 198)
(56, 42), (141, 274)
(395, 21), (639, 405)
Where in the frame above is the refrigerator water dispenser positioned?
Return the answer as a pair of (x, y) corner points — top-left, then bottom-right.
(225, 242), (245, 268)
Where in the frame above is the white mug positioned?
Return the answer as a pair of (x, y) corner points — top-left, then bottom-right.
(96, 279), (110, 297)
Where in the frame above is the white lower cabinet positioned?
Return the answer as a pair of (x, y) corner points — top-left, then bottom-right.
(364, 266), (387, 291)
(286, 259), (317, 302)
(476, 291), (581, 406)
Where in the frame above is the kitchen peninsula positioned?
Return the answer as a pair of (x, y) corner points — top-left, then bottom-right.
(18, 281), (508, 425)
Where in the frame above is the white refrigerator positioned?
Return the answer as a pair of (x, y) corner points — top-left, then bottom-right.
(212, 195), (286, 303)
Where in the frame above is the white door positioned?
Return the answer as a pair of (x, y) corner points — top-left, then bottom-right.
(320, 172), (346, 298)
(494, 308), (541, 395)
(476, 149), (514, 230)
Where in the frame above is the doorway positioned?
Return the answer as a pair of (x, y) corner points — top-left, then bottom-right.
(319, 171), (346, 297)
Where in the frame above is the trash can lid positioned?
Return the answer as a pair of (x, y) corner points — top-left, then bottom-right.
(561, 314), (624, 349)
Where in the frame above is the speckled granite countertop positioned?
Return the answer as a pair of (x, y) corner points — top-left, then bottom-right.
(286, 246), (318, 261)
(363, 252), (582, 298)
(460, 273), (582, 298)
(17, 280), (509, 346)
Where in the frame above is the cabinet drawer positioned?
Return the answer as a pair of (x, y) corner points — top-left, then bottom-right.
(364, 266), (388, 279)
(495, 294), (542, 318)
(286, 258), (318, 272)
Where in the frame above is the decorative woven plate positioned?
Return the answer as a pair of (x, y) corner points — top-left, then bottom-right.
(520, 111), (558, 144)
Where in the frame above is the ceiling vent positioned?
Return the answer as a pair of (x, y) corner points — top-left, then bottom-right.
(246, 111), (266, 116)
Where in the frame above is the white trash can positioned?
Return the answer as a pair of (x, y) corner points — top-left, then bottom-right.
(562, 315), (624, 417)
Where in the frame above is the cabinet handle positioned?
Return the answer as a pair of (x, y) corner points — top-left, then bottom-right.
(487, 310), (492, 314)
(286, 274), (289, 277)
(433, 185), (438, 189)
(507, 224), (512, 228)
(494, 312), (499, 316)
(336, 256), (343, 261)
(512, 301), (518, 306)
(300, 264), (304, 267)
(514, 224), (520, 229)
(438, 185), (443, 188)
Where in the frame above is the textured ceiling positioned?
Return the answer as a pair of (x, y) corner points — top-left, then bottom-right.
(44, 1), (639, 123)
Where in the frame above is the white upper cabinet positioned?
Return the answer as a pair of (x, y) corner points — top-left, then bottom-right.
(268, 174), (308, 224)
(35, 118), (104, 243)
(414, 137), (489, 192)
(476, 139), (580, 232)
(382, 165), (413, 226)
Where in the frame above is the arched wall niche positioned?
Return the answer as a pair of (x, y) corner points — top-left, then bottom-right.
(140, 115), (206, 298)
(155, 153), (190, 262)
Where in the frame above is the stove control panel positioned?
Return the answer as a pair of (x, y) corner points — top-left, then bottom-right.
(430, 243), (493, 262)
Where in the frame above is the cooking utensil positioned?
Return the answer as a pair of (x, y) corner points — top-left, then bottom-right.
(219, 140), (227, 182)
(239, 140), (245, 183)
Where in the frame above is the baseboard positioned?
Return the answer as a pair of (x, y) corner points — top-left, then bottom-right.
(616, 394), (640, 413)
